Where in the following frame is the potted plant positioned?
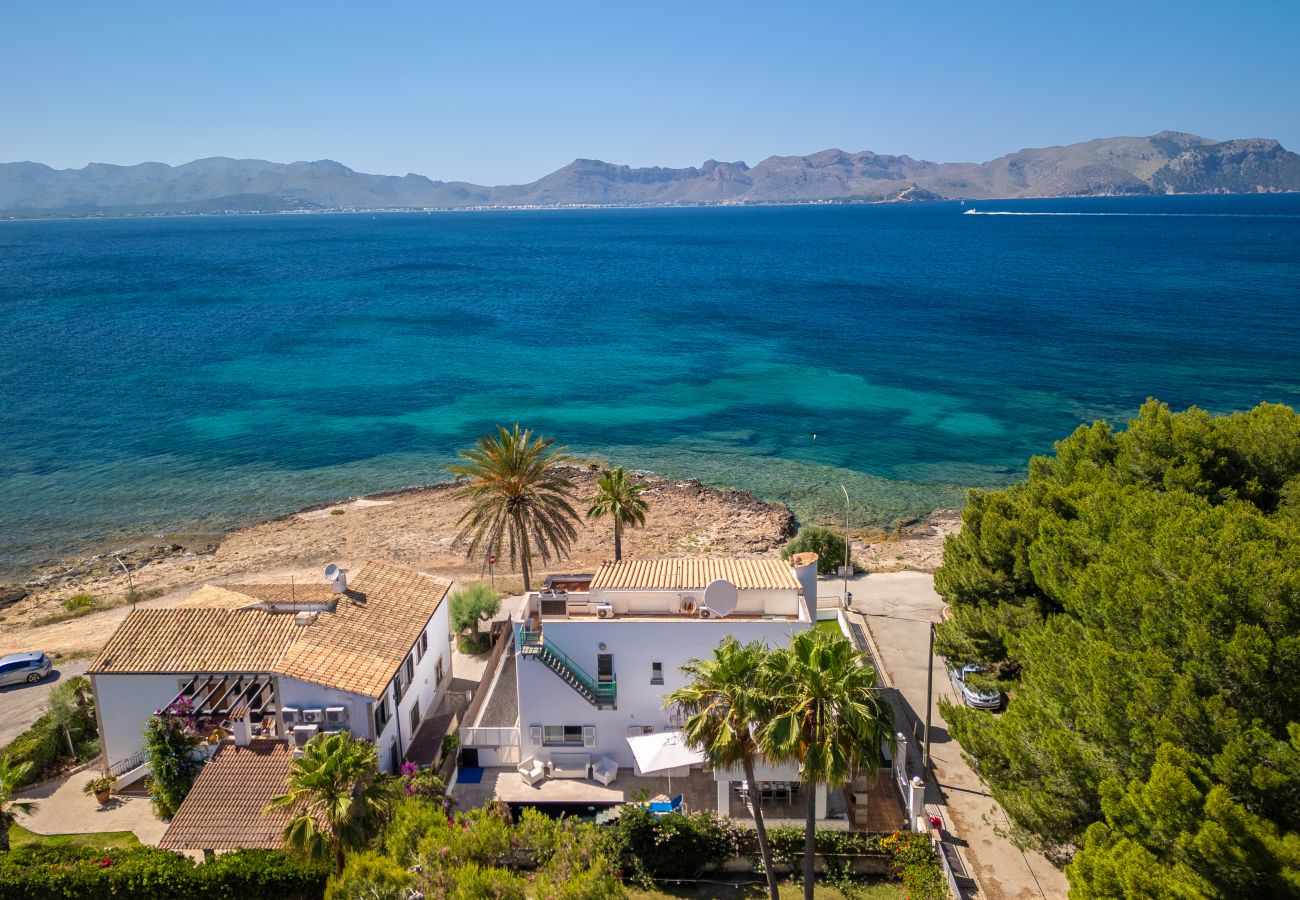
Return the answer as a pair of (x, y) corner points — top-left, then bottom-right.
(83, 774), (117, 805)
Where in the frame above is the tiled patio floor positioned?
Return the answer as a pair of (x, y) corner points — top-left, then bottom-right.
(17, 771), (168, 845)
(452, 766), (717, 812)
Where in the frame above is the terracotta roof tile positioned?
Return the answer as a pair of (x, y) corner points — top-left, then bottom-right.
(158, 740), (295, 851)
(590, 557), (800, 591)
(89, 561), (451, 699)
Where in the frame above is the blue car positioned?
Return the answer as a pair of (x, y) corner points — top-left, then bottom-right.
(0, 651), (53, 686)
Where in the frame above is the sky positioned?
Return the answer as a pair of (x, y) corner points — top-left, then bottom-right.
(3, 1), (1298, 185)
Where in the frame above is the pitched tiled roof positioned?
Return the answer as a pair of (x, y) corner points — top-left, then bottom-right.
(88, 608), (300, 674)
(591, 557), (800, 591)
(158, 740), (294, 851)
(278, 563), (451, 698)
(89, 561), (452, 699)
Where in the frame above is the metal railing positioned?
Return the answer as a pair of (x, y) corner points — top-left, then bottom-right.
(518, 629), (617, 705)
(108, 749), (149, 777)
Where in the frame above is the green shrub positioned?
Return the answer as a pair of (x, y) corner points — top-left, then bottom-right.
(325, 850), (412, 900)
(62, 594), (98, 612)
(450, 584), (501, 652)
(0, 845), (327, 900)
(143, 699), (204, 818)
(448, 863), (527, 900)
(2, 715), (61, 786)
(612, 806), (742, 880)
(781, 526), (849, 576)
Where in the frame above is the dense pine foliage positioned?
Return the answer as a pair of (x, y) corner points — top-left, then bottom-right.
(934, 400), (1300, 897)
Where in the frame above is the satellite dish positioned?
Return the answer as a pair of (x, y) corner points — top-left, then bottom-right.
(324, 563), (340, 582)
(703, 579), (738, 618)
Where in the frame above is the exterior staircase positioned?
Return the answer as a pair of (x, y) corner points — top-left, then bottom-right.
(519, 630), (617, 709)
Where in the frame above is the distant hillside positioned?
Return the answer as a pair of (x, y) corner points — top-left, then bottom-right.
(3, 131), (1298, 216)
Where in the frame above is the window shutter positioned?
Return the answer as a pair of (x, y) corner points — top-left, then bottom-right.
(529, 724), (543, 746)
(582, 725), (596, 748)
(627, 725), (642, 738)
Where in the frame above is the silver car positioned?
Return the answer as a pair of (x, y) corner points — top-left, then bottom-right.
(949, 663), (1002, 710)
(0, 651), (53, 686)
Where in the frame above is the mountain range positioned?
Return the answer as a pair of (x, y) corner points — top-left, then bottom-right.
(3, 131), (1298, 217)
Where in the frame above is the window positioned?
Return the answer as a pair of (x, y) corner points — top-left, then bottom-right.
(597, 653), (614, 685)
(542, 725), (585, 746)
(374, 697), (390, 734)
(409, 703), (420, 732)
(404, 654), (415, 684)
(388, 742), (400, 774)
(435, 657), (445, 686)
(417, 630), (429, 661)
(650, 662), (664, 685)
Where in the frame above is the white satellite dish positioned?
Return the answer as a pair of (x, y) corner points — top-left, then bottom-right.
(703, 578), (738, 618)
(324, 564), (341, 582)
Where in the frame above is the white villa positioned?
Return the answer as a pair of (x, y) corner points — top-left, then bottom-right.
(87, 560), (453, 781)
(460, 553), (873, 822)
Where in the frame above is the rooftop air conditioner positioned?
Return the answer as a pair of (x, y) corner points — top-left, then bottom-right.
(302, 708), (323, 725)
(325, 706), (348, 726)
(281, 707), (300, 727)
(595, 604), (614, 619)
(698, 608), (714, 619)
(292, 724), (320, 747)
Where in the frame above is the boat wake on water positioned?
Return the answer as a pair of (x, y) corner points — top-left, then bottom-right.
(963, 209), (1300, 218)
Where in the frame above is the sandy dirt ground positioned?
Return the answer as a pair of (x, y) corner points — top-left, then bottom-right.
(1, 469), (956, 661)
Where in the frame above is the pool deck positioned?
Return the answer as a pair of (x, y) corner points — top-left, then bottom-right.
(453, 766), (717, 811)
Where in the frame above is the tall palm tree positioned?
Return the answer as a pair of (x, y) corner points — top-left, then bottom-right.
(666, 637), (781, 900)
(0, 756), (36, 852)
(446, 424), (580, 592)
(760, 629), (894, 900)
(586, 466), (649, 561)
(264, 732), (393, 876)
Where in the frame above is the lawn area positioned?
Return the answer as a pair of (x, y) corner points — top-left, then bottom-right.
(9, 823), (142, 851)
(630, 879), (904, 899)
(815, 618), (844, 636)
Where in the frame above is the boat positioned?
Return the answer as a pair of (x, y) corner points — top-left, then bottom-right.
(963, 208), (978, 215)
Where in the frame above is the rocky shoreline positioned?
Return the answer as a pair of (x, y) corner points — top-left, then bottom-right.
(0, 467), (957, 657)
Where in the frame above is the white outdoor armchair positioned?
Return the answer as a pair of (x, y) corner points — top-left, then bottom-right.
(592, 756), (619, 786)
(517, 756), (545, 786)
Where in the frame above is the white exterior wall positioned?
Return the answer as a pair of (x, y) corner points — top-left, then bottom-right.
(590, 587), (801, 618)
(93, 673), (190, 770)
(515, 615), (810, 768)
(372, 593), (453, 773)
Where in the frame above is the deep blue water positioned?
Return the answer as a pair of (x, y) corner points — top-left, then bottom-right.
(2, 195), (1299, 576)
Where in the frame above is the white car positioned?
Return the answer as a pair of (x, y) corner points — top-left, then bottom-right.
(0, 651), (53, 686)
(949, 664), (1002, 710)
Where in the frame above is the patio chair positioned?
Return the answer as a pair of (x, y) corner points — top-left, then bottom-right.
(517, 756), (545, 786)
(592, 756), (619, 786)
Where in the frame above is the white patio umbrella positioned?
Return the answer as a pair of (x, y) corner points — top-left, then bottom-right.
(626, 730), (707, 794)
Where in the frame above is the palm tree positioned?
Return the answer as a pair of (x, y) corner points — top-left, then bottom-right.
(446, 424), (580, 592)
(0, 756), (36, 852)
(760, 629), (894, 900)
(586, 466), (649, 561)
(666, 637), (780, 900)
(264, 732), (393, 876)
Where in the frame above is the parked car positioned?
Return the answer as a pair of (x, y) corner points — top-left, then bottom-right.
(949, 663), (1001, 709)
(0, 651), (53, 686)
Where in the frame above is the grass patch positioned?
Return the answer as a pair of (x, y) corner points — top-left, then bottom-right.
(815, 619), (843, 636)
(9, 823), (142, 851)
(629, 881), (904, 899)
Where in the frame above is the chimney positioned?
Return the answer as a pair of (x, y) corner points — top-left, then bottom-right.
(788, 552), (819, 619)
(324, 563), (347, 594)
(232, 710), (253, 747)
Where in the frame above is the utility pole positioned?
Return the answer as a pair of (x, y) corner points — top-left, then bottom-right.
(924, 622), (935, 770)
(840, 483), (851, 606)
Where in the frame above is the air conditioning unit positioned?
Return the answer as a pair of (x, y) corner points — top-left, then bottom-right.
(595, 604), (614, 619)
(699, 608), (713, 619)
(325, 706), (348, 727)
(302, 708), (323, 725)
(292, 724), (319, 747)
(281, 707), (300, 727)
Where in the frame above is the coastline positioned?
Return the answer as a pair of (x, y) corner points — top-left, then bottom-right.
(0, 467), (958, 658)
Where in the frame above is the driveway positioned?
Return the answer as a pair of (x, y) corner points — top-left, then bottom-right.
(845, 572), (1068, 900)
(0, 660), (90, 746)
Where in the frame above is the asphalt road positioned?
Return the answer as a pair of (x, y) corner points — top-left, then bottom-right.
(845, 572), (1068, 900)
(0, 660), (91, 746)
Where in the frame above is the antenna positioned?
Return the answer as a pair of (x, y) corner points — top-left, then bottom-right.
(323, 564), (347, 594)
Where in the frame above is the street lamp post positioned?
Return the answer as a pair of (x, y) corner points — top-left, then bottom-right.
(840, 483), (851, 606)
(114, 555), (135, 604)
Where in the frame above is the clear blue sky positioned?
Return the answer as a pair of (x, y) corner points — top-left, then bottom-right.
(4, 1), (1297, 184)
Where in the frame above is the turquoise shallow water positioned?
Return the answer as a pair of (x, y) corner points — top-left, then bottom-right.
(2, 195), (1299, 576)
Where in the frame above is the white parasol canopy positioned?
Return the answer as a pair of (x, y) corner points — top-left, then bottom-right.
(626, 730), (706, 791)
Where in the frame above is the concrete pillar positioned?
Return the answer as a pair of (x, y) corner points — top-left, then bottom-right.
(908, 776), (926, 828)
(233, 716), (253, 747)
(717, 779), (729, 814)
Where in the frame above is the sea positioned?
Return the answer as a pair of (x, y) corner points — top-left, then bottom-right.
(2, 194), (1299, 578)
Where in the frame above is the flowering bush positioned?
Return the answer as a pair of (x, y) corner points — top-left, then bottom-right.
(143, 698), (204, 818)
(878, 831), (946, 900)
(398, 762), (451, 810)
